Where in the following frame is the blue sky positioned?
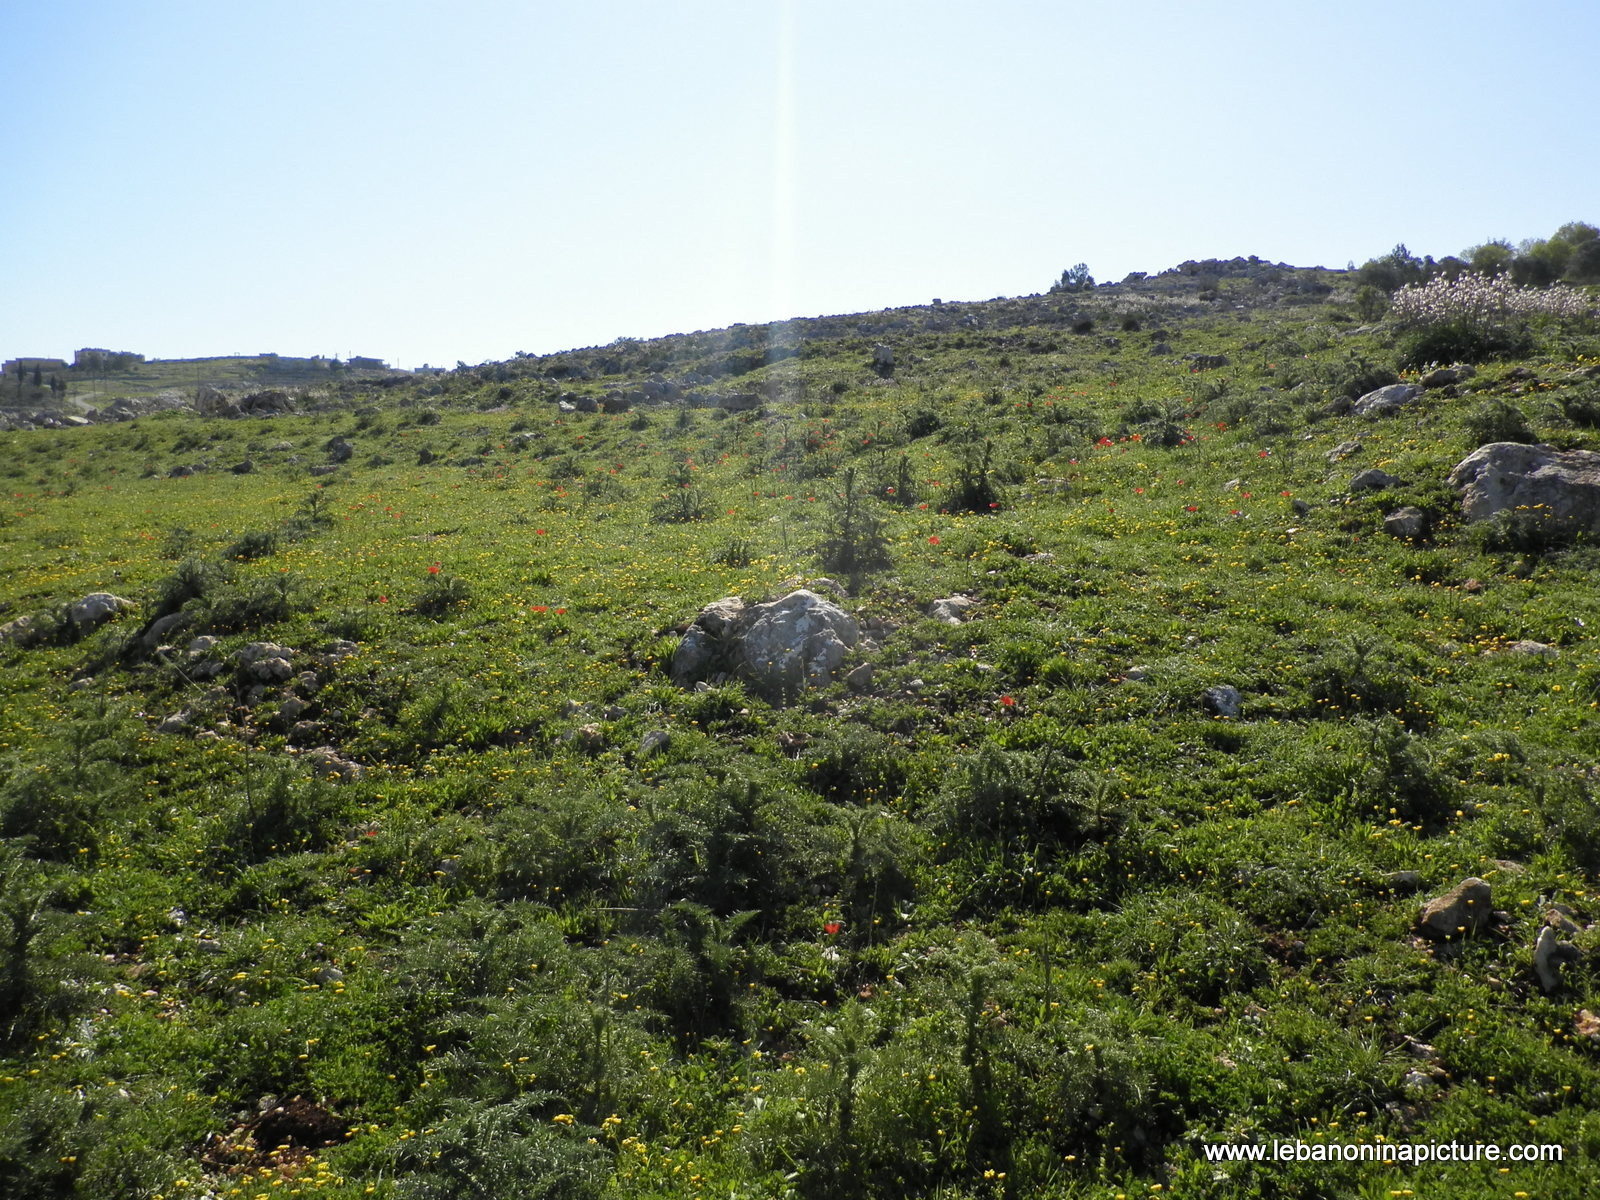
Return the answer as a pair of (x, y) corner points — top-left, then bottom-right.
(4, 1), (1598, 370)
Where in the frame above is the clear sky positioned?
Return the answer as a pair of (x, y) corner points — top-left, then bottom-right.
(4, 1), (1598, 370)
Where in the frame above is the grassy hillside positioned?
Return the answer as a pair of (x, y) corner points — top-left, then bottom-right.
(4, 262), (1600, 1199)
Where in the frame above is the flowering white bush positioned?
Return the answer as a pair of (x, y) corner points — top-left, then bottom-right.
(1390, 274), (1594, 328)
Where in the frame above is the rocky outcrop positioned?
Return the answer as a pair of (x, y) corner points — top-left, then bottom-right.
(1353, 383), (1420, 418)
(671, 590), (858, 693)
(1417, 877), (1492, 940)
(69, 593), (133, 630)
(928, 595), (980, 625)
(1350, 468), (1402, 492)
(1383, 506), (1428, 539)
(1448, 442), (1600, 537)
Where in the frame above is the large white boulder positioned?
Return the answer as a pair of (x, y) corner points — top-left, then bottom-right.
(1448, 442), (1600, 535)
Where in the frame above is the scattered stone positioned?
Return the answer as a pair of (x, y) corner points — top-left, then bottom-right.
(1187, 353), (1229, 370)
(311, 966), (344, 985)
(194, 384), (237, 416)
(806, 577), (847, 599)
(603, 705), (625, 720)
(1448, 442), (1600, 537)
(1023, 551), (1055, 564)
(872, 344), (895, 374)
(1326, 440), (1363, 463)
(279, 696), (311, 723)
(1545, 908), (1582, 936)
(639, 729), (670, 756)
(303, 746), (363, 782)
(0, 615), (34, 644)
(237, 642), (295, 683)
(70, 593), (133, 630)
(169, 464), (196, 478)
(1150, 342), (1174, 356)
(1417, 877), (1492, 940)
(1202, 684), (1241, 718)
(845, 663), (874, 692)
(1124, 665), (1151, 682)
(1500, 640), (1558, 658)
(1353, 383), (1421, 418)
(1534, 926), (1583, 993)
(1291, 498), (1312, 517)
(322, 640), (358, 664)
(239, 389), (295, 416)
(1222, 478), (1243, 492)
(157, 711), (192, 735)
(1384, 870), (1425, 892)
(309, 464), (339, 477)
(1421, 364), (1475, 388)
(1577, 1010), (1600, 1041)
(1350, 468), (1402, 492)
(142, 611), (192, 649)
(928, 595), (980, 625)
(326, 437), (354, 463)
(1383, 506), (1429, 539)
(288, 721), (324, 745)
(230, 460), (254, 475)
(561, 698), (590, 717)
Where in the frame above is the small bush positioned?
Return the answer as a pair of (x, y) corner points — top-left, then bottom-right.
(1462, 398), (1536, 446)
(651, 460), (710, 523)
(411, 571), (472, 618)
(816, 468), (892, 579)
(223, 528), (278, 561)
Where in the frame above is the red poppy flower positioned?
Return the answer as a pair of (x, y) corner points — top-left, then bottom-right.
(1000, 695), (1015, 706)
(1185, 505), (1198, 512)
(928, 535), (940, 545)
(823, 921), (842, 936)
(428, 564), (440, 575)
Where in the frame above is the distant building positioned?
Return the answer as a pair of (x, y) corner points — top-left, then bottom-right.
(3, 357), (69, 375)
(73, 348), (145, 371)
(347, 356), (387, 370)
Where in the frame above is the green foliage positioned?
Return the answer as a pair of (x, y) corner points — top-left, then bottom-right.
(1399, 319), (1536, 369)
(392, 1095), (608, 1200)
(651, 458), (711, 522)
(1050, 262), (1095, 293)
(5, 239), (1600, 1199)
(816, 468), (892, 580)
(223, 528), (278, 562)
(0, 849), (84, 1047)
(410, 570), (471, 618)
(1462, 397), (1536, 446)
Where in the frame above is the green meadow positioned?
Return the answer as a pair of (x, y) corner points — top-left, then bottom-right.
(4, 256), (1600, 1199)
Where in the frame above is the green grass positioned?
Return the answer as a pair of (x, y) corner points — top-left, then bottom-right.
(3, 267), (1600, 1198)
